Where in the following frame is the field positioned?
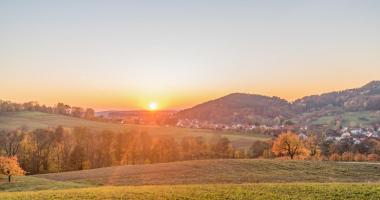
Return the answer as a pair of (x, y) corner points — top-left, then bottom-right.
(1, 159), (380, 199)
(308, 111), (380, 127)
(1, 183), (380, 200)
(0, 112), (269, 149)
(0, 160), (380, 199)
(0, 176), (86, 192)
(35, 159), (380, 185)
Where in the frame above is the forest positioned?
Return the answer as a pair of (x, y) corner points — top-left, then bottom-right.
(0, 126), (241, 174)
(1, 126), (380, 175)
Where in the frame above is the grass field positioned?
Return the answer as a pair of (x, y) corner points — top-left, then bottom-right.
(309, 111), (380, 127)
(2, 159), (380, 199)
(35, 159), (380, 185)
(0, 112), (269, 149)
(1, 183), (380, 200)
(0, 176), (87, 192)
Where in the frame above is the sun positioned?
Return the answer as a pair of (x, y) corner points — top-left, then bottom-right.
(148, 102), (158, 110)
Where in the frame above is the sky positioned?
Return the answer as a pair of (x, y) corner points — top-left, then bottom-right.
(0, 0), (379, 111)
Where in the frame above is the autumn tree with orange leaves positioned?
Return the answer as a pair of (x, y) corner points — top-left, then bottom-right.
(272, 132), (307, 159)
(0, 156), (25, 182)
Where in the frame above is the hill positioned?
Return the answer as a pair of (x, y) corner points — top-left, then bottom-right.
(36, 159), (380, 185)
(0, 111), (268, 149)
(178, 93), (293, 124)
(177, 81), (380, 127)
(294, 81), (380, 113)
(294, 81), (380, 127)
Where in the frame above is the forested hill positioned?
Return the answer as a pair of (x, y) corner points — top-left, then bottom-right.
(293, 80), (380, 112)
(178, 93), (293, 124)
(177, 81), (380, 124)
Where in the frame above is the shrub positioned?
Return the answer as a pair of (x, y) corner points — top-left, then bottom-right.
(367, 154), (380, 162)
(341, 152), (354, 161)
(354, 153), (367, 162)
(329, 153), (341, 161)
(321, 156), (329, 161)
(262, 149), (274, 159)
(249, 140), (271, 158)
(234, 150), (246, 159)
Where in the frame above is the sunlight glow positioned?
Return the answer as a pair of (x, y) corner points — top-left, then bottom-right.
(149, 102), (158, 110)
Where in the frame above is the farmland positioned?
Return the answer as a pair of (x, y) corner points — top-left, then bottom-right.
(35, 159), (380, 185)
(1, 159), (380, 199)
(1, 183), (380, 200)
(306, 111), (380, 128)
(0, 158), (380, 199)
(0, 112), (269, 149)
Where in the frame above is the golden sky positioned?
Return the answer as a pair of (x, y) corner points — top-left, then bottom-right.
(0, 1), (379, 111)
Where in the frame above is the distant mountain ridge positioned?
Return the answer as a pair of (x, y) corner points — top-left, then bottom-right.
(177, 81), (380, 125)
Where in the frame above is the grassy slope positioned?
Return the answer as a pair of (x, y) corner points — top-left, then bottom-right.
(36, 159), (380, 185)
(0, 112), (269, 149)
(309, 111), (380, 127)
(1, 183), (380, 200)
(3, 160), (380, 199)
(0, 176), (87, 192)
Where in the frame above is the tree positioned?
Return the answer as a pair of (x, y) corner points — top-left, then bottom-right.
(329, 153), (341, 161)
(0, 129), (25, 157)
(125, 132), (153, 164)
(304, 134), (320, 157)
(0, 156), (25, 182)
(354, 153), (367, 162)
(24, 128), (56, 173)
(70, 127), (92, 169)
(71, 107), (83, 118)
(150, 136), (179, 163)
(84, 108), (95, 119)
(112, 131), (132, 165)
(249, 140), (272, 158)
(212, 136), (233, 158)
(320, 139), (334, 157)
(368, 154), (380, 162)
(55, 103), (71, 115)
(272, 132), (307, 159)
(69, 146), (87, 170)
(341, 152), (354, 161)
(93, 130), (114, 167)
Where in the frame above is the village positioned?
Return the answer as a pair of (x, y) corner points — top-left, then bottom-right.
(175, 119), (380, 144)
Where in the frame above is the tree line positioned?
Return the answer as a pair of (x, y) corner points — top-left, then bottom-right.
(0, 127), (242, 174)
(250, 132), (380, 161)
(2, 127), (380, 176)
(0, 100), (95, 119)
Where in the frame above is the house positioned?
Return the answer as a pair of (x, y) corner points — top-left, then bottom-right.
(298, 133), (308, 140)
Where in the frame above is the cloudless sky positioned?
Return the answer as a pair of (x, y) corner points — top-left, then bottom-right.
(0, 0), (379, 110)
